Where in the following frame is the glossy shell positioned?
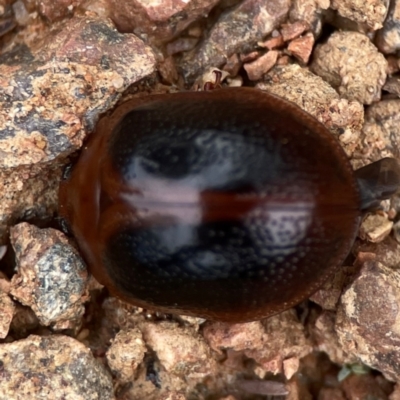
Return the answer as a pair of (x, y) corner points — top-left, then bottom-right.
(59, 87), (362, 322)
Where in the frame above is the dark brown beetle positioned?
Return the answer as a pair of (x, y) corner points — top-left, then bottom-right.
(59, 87), (400, 322)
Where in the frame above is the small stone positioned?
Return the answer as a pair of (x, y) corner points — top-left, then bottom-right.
(106, 327), (146, 383)
(258, 35), (284, 50)
(311, 265), (358, 311)
(386, 55), (400, 74)
(108, 0), (219, 42)
(139, 321), (216, 379)
(258, 64), (364, 156)
(10, 222), (89, 329)
(244, 50), (279, 81)
(287, 32), (314, 63)
(289, 0), (329, 37)
(79, 0), (110, 17)
(331, 0), (388, 30)
(0, 335), (113, 399)
(359, 213), (393, 243)
(311, 312), (347, 365)
(240, 51), (260, 63)
(361, 100), (400, 162)
(311, 31), (387, 104)
(37, 0), (82, 23)
(281, 20), (309, 41)
(203, 321), (264, 352)
(244, 311), (311, 375)
(336, 257), (400, 381)
(10, 304), (39, 335)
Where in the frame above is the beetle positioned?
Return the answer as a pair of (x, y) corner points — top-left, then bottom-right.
(59, 87), (400, 322)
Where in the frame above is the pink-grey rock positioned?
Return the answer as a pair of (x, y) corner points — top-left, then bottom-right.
(331, 0), (389, 30)
(287, 32), (314, 63)
(310, 265), (359, 311)
(139, 321), (216, 379)
(108, 0), (219, 42)
(36, 0), (84, 22)
(179, 0), (290, 83)
(361, 100), (400, 162)
(79, 0), (110, 19)
(244, 50), (278, 81)
(258, 34), (284, 50)
(106, 327), (146, 383)
(0, 14), (155, 243)
(10, 222), (89, 329)
(203, 321), (264, 353)
(0, 334), (113, 399)
(204, 311), (311, 377)
(311, 311), (347, 365)
(336, 254), (400, 381)
(289, 0), (329, 36)
(359, 213), (393, 243)
(244, 311), (312, 376)
(281, 20), (309, 41)
(311, 31), (387, 104)
(257, 64), (364, 157)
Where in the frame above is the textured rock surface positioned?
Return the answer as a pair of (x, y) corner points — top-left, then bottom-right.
(204, 311), (312, 377)
(0, 335), (113, 400)
(139, 321), (217, 378)
(258, 64), (364, 158)
(0, 14), (155, 242)
(311, 31), (387, 104)
(336, 254), (400, 381)
(331, 0), (389, 30)
(10, 222), (89, 329)
(106, 327), (146, 383)
(179, 0), (291, 82)
(361, 100), (400, 161)
(108, 0), (220, 42)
